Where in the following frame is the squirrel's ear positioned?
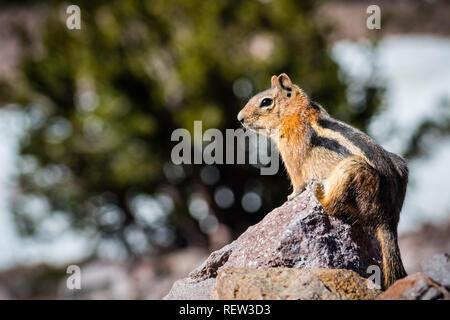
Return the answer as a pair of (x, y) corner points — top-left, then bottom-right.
(276, 73), (293, 96)
(271, 75), (277, 88)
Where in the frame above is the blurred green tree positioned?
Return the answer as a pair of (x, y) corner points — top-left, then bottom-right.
(0, 0), (386, 257)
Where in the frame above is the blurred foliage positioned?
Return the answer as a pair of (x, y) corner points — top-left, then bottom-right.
(0, 0), (388, 257)
(403, 98), (450, 159)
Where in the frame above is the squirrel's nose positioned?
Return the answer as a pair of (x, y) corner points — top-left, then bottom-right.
(237, 111), (244, 122)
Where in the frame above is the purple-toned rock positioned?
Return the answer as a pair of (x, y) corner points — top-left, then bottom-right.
(218, 184), (381, 275)
(164, 184), (382, 300)
(187, 242), (237, 283)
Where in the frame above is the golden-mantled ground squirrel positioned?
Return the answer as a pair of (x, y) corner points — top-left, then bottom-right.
(238, 73), (408, 289)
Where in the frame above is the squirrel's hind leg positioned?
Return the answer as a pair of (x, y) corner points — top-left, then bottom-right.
(313, 155), (378, 221)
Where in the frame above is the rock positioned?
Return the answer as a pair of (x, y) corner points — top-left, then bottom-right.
(164, 184), (382, 300)
(421, 253), (450, 289)
(163, 278), (215, 300)
(377, 273), (450, 300)
(211, 267), (381, 300)
(196, 183), (381, 276)
(187, 242), (237, 283)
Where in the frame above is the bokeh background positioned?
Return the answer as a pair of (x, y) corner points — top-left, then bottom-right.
(0, 0), (449, 299)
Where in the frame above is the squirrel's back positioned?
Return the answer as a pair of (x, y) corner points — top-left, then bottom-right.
(311, 101), (407, 182)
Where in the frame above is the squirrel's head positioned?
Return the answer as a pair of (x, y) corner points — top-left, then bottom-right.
(237, 73), (308, 136)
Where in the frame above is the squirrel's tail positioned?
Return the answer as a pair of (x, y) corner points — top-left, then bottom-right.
(376, 224), (407, 289)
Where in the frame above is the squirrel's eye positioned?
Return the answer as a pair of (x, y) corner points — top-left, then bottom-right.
(260, 98), (273, 108)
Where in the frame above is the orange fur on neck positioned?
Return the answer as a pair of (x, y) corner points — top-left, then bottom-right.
(275, 105), (316, 192)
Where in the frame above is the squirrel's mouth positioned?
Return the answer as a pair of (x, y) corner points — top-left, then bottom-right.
(241, 122), (264, 131)
(239, 119), (269, 134)
(242, 123), (268, 135)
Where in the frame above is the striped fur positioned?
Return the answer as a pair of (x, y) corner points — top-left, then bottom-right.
(238, 74), (408, 289)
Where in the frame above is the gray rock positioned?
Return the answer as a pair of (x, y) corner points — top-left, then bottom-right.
(421, 253), (450, 288)
(378, 272), (450, 300)
(164, 184), (382, 300)
(419, 287), (443, 300)
(402, 277), (431, 299)
(162, 278), (215, 300)
(188, 242), (237, 282)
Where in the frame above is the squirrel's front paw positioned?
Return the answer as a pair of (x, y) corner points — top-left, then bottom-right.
(287, 190), (301, 201)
